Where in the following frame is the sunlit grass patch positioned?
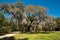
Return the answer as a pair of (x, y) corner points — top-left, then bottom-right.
(14, 31), (60, 40)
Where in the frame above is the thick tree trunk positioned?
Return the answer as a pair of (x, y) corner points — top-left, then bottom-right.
(17, 20), (21, 31)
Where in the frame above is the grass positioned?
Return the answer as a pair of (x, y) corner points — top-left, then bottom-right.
(14, 31), (60, 40)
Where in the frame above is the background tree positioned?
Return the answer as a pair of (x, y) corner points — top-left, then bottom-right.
(0, 13), (12, 35)
(54, 18), (60, 30)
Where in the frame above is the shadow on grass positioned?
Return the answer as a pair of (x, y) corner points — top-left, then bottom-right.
(20, 31), (55, 34)
(0, 37), (15, 40)
(39, 31), (54, 34)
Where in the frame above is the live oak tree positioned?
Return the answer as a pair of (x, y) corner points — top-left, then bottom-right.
(0, 1), (57, 33)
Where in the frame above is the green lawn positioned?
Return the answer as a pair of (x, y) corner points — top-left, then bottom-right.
(14, 32), (60, 40)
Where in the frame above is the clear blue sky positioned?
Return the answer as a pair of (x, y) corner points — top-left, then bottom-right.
(0, 0), (60, 18)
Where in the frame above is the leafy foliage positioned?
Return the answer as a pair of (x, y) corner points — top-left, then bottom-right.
(0, 13), (12, 35)
(54, 18), (60, 28)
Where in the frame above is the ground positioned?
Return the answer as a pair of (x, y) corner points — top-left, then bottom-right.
(14, 31), (60, 40)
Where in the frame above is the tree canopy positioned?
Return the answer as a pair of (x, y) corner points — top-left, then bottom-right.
(0, 1), (58, 33)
